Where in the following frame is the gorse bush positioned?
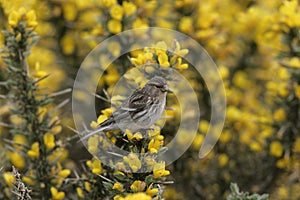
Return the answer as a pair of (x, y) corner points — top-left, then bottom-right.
(0, 0), (300, 200)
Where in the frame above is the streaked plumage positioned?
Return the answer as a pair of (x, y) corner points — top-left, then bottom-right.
(81, 76), (169, 141)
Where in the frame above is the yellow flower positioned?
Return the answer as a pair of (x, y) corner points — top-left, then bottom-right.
(10, 115), (25, 126)
(84, 181), (92, 192)
(13, 134), (27, 150)
(99, 0), (116, 8)
(130, 180), (146, 192)
(148, 135), (164, 153)
(22, 176), (36, 185)
(293, 82), (300, 100)
(110, 4), (123, 20)
(88, 135), (99, 154)
(58, 169), (71, 178)
(174, 57), (188, 70)
(25, 10), (38, 27)
(126, 129), (143, 141)
(273, 108), (286, 122)
(218, 154), (229, 167)
(50, 187), (65, 200)
(276, 157), (290, 168)
(76, 187), (84, 198)
(219, 130), (231, 143)
(8, 11), (20, 27)
(158, 52), (170, 68)
(133, 18), (149, 29)
(293, 138), (300, 152)
(3, 172), (15, 187)
(192, 134), (204, 149)
(113, 182), (124, 191)
(44, 133), (55, 150)
(108, 19), (122, 34)
(123, 1), (137, 16)
(34, 62), (48, 79)
(27, 142), (40, 158)
(287, 57), (300, 68)
(270, 141), (283, 157)
(124, 192), (151, 200)
(7, 151), (25, 169)
(101, 108), (114, 116)
(146, 184), (159, 196)
(179, 17), (193, 33)
(249, 141), (263, 152)
(278, 186), (288, 199)
(86, 158), (102, 174)
(50, 125), (62, 135)
(61, 34), (75, 55)
(153, 161), (170, 178)
(123, 153), (142, 172)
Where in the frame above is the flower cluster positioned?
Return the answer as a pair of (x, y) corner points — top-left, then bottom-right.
(1, 0), (300, 199)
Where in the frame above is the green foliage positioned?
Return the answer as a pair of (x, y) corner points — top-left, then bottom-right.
(227, 183), (269, 200)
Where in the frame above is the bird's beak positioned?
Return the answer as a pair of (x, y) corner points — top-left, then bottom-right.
(167, 88), (173, 93)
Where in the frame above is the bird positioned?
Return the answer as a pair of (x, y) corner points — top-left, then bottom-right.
(80, 76), (170, 141)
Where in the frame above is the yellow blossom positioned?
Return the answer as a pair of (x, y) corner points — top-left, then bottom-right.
(273, 108), (286, 122)
(27, 142), (40, 158)
(44, 133), (55, 150)
(123, 1), (137, 16)
(278, 186), (288, 199)
(50, 125), (62, 135)
(25, 10), (38, 27)
(99, 0), (116, 8)
(76, 187), (84, 198)
(126, 129), (143, 141)
(287, 57), (300, 68)
(10, 115), (25, 126)
(110, 4), (123, 20)
(123, 153), (142, 172)
(50, 187), (65, 200)
(124, 192), (151, 200)
(148, 135), (164, 153)
(174, 57), (188, 70)
(153, 161), (170, 178)
(61, 34), (75, 55)
(218, 154), (229, 167)
(88, 135), (99, 154)
(84, 181), (92, 192)
(146, 184), (159, 196)
(133, 18), (149, 29)
(3, 172), (15, 187)
(47, 148), (68, 162)
(276, 157), (290, 168)
(192, 134), (204, 149)
(293, 82), (300, 100)
(13, 134), (27, 150)
(270, 141), (283, 157)
(58, 169), (71, 178)
(293, 138), (300, 152)
(34, 62), (48, 78)
(87, 158), (102, 174)
(108, 19), (122, 34)
(179, 17), (193, 33)
(249, 141), (263, 152)
(7, 151), (25, 169)
(130, 180), (146, 192)
(219, 130), (231, 143)
(8, 10), (20, 27)
(63, 4), (77, 21)
(113, 182), (124, 191)
(198, 120), (210, 134)
(22, 176), (36, 185)
(158, 52), (170, 68)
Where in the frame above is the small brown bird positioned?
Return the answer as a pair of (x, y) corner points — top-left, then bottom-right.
(81, 76), (170, 141)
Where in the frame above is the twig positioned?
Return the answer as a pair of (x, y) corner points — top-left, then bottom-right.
(49, 88), (72, 98)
